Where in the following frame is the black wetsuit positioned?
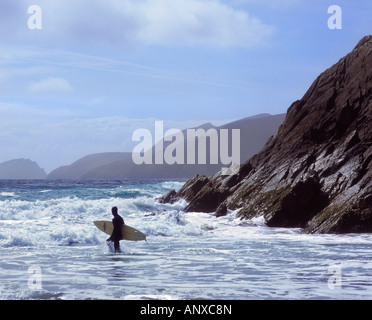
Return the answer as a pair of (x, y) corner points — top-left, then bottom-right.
(107, 214), (124, 252)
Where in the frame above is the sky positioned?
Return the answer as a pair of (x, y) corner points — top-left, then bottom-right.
(0, 0), (371, 173)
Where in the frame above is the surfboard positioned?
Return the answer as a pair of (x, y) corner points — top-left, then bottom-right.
(93, 220), (147, 242)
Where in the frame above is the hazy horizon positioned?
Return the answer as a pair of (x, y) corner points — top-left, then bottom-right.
(1, 112), (285, 175)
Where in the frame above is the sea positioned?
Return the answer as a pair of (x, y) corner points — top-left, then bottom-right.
(0, 179), (371, 300)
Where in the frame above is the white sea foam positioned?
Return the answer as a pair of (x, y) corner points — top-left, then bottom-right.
(0, 192), (16, 197)
(0, 180), (371, 300)
(0, 234), (34, 247)
(0, 186), (192, 248)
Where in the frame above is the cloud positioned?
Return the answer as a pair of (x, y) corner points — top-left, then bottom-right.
(135, 0), (275, 47)
(231, 0), (300, 7)
(13, 0), (274, 48)
(28, 77), (74, 94)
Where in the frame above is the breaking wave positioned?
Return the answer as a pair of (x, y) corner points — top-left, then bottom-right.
(0, 180), (190, 248)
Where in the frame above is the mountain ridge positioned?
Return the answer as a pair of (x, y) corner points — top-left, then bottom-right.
(0, 158), (46, 180)
(47, 113), (285, 180)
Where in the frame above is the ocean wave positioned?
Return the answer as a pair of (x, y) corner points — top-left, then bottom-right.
(0, 180), (210, 247)
(0, 224), (102, 248)
(0, 192), (16, 197)
(0, 235), (34, 248)
(2, 180), (372, 300)
(49, 228), (101, 246)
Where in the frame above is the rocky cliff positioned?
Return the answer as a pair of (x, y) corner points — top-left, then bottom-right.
(160, 36), (372, 234)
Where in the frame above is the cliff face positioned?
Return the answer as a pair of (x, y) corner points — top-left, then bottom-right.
(162, 36), (372, 234)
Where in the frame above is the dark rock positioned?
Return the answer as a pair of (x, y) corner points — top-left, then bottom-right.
(184, 182), (230, 213)
(163, 35), (372, 234)
(156, 189), (177, 204)
(176, 175), (210, 202)
(156, 174), (210, 205)
(215, 202), (228, 217)
(306, 188), (372, 234)
(265, 176), (329, 228)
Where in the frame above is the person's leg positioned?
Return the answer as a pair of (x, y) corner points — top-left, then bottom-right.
(114, 239), (121, 253)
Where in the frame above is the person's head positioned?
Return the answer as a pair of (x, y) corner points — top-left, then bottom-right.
(111, 206), (118, 216)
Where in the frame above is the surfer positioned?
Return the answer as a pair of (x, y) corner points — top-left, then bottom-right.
(106, 206), (125, 253)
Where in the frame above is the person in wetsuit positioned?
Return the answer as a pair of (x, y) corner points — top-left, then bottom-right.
(106, 206), (125, 253)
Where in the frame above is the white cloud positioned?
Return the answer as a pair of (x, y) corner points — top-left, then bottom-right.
(28, 77), (74, 94)
(14, 0), (274, 48)
(135, 0), (275, 47)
